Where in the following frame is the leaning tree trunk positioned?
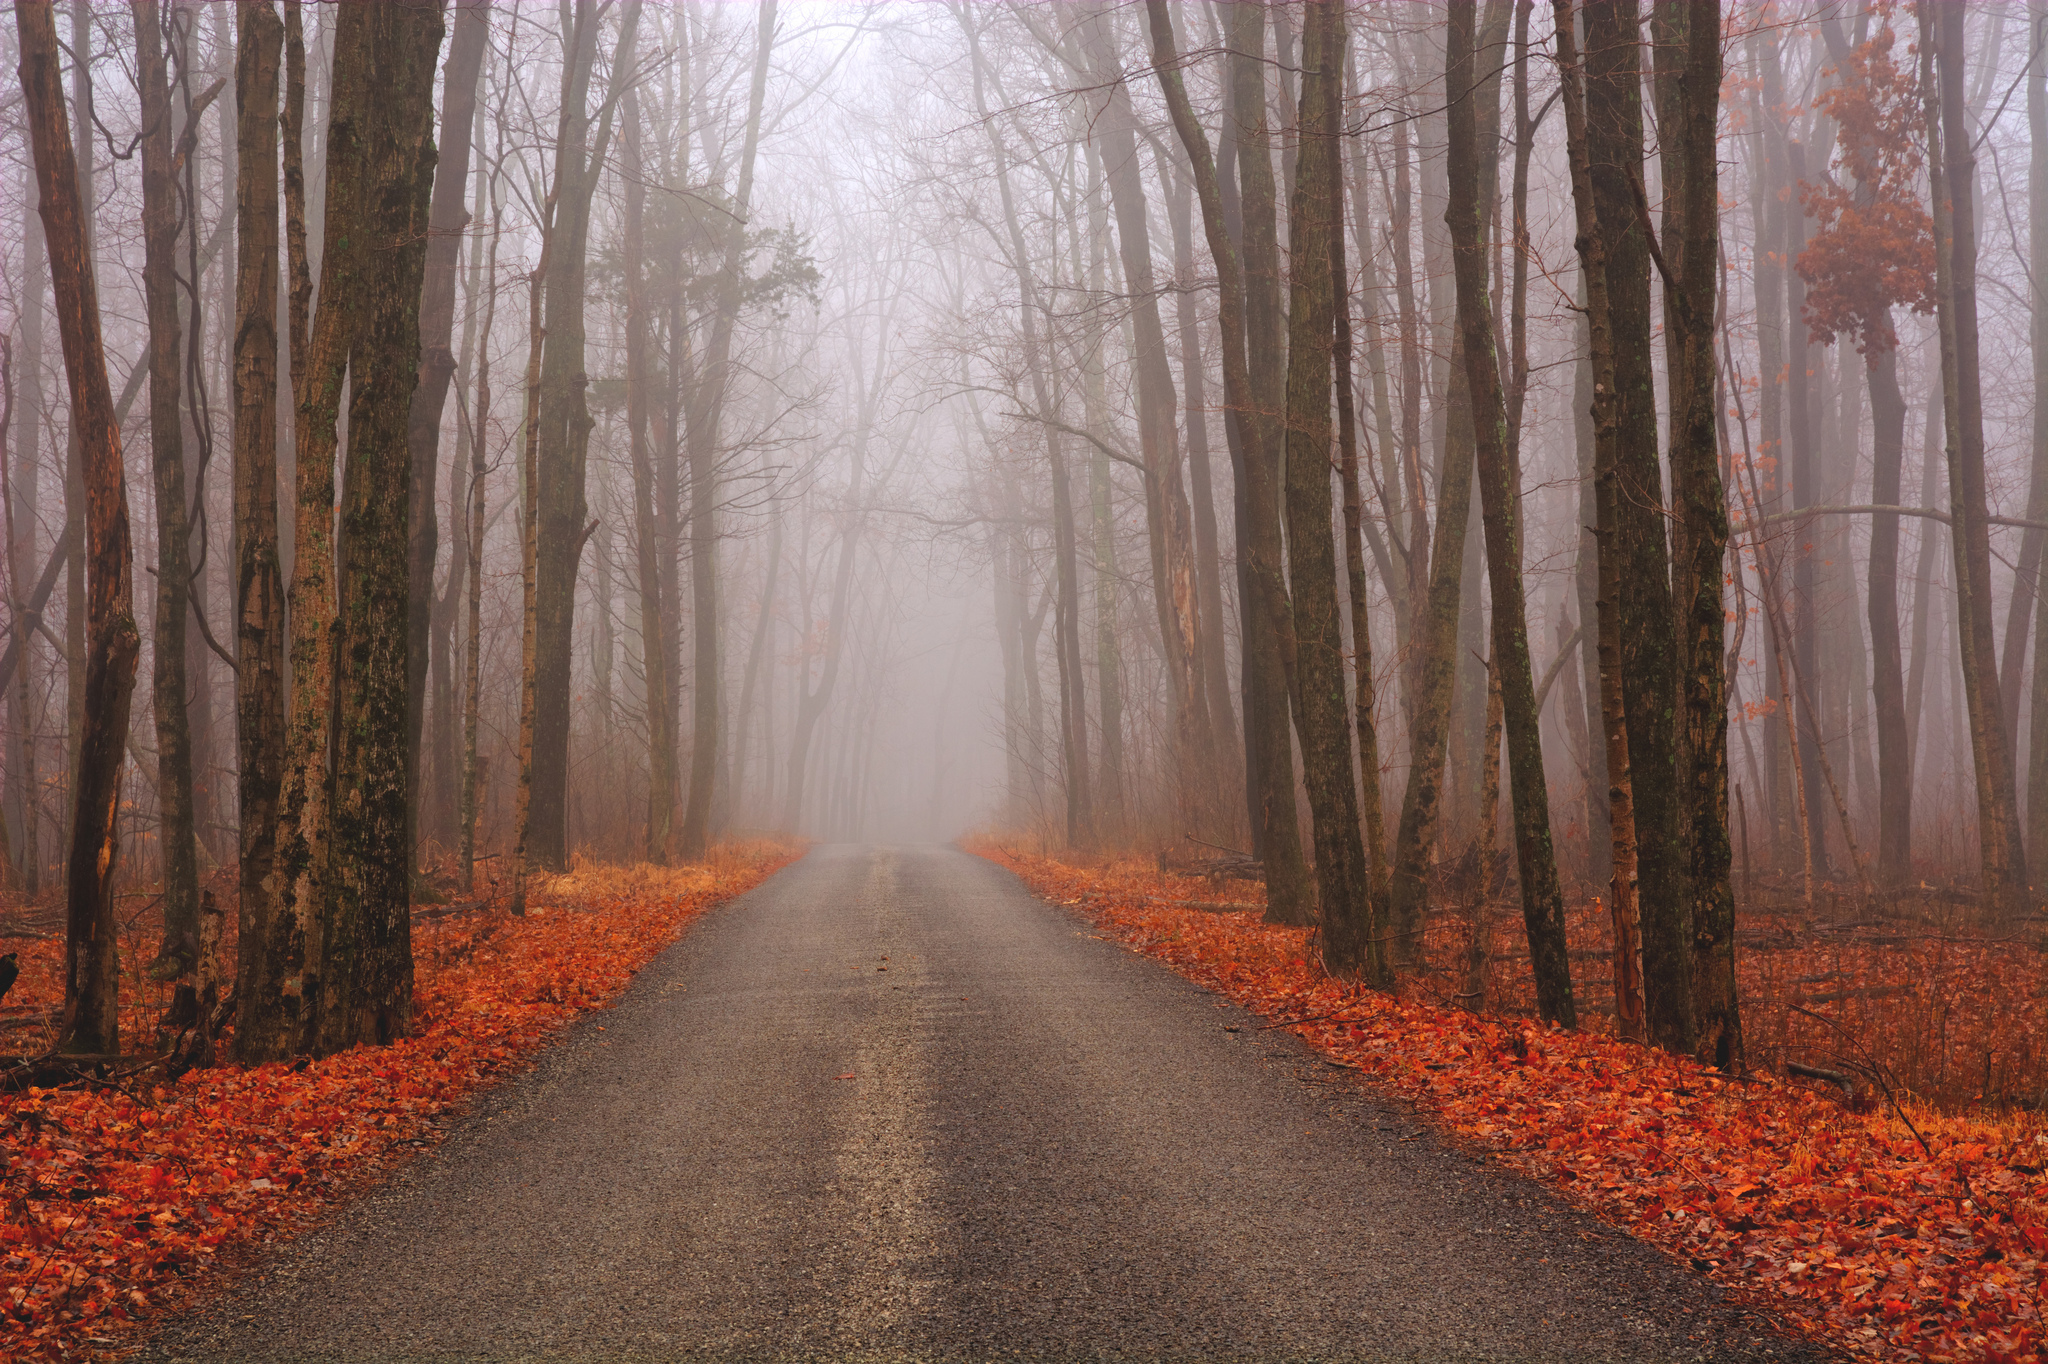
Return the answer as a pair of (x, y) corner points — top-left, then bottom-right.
(1448, 0), (1575, 1027)
(132, 0), (203, 989)
(1926, 2), (2029, 916)
(404, 0), (489, 860)
(17, 0), (141, 1058)
(1281, 0), (1382, 984)
(313, 0), (446, 1053)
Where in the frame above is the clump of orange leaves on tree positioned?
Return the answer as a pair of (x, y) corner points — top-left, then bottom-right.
(0, 842), (794, 1362)
(972, 841), (2048, 1364)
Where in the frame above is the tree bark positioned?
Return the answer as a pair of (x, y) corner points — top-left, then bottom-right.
(227, 0), (288, 1061)
(1220, 0), (1312, 925)
(1281, 0), (1381, 984)
(134, 0), (204, 988)
(1588, 0), (1691, 1050)
(1554, 0), (1646, 1040)
(312, 0), (445, 1053)
(1448, 0), (1575, 1026)
(1656, 0), (1737, 1066)
(1926, 2), (2029, 915)
(531, 0), (639, 870)
(17, 0), (141, 1058)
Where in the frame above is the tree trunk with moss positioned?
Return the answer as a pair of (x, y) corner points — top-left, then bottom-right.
(228, 0), (288, 1062)
(312, 0), (446, 1053)
(1588, 0), (1691, 1050)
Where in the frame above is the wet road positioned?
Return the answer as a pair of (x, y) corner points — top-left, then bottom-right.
(145, 843), (1831, 1363)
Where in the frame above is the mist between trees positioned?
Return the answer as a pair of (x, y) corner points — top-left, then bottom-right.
(0, 0), (2044, 1074)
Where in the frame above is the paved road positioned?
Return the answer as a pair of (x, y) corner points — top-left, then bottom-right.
(147, 844), (1831, 1363)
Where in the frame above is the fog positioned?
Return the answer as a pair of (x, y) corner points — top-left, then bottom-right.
(4, 0), (2045, 934)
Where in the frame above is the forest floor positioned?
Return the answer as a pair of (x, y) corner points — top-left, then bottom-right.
(968, 841), (2048, 1364)
(0, 840), (797, 1362)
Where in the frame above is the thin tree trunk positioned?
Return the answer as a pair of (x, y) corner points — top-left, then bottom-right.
(1926, 2), (2029, 915)
(531, 0), (639, 870)
(1554, 0), (1645, 1040)
(17, 0), (141, 1058)
(962, 9), (1091, 848)
(1588, 0), (1691, 1050)
(134, 0), (204, 988)
(1449, 0), (1574, 1027)
(1218, 0), (1311, 924)
(1868, 342), (1912, 884)
(1084, 9), (1214, 843)
(679, 0), (767, 860)
(459, 180), (500, 893)
(2030, 0), (2048, 874)
(622, 88), (671, 862)
(1164, 154), (1237, 772)
(404, 0), (489, 863)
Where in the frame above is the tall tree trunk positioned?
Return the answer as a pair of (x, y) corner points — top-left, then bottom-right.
(1554, 0), (1646, 1040)
(1588, 0), (1691, 1050)
(1926, 2), (2029, 915)
(962, 8), (1091, 848)
(530, 0), (639, 870)
(17, 0), (141, 1057)
(459, 174), (501, 893)
(1281, 0), (1381, 984)
(1865, 343), (1912, 885)
(1657, 0), (1738, 1066)
(238, 0), (314, 1062)
(1333, 139), (1388, 908)
(622, 89), (672, 862)
(1164, 154), (1237, 774)
(1448, 0), (1575, 1026)
(1084, 9), (1215, 842)
(2030, 0), (2048, 875)
(134, 0), (203, 987)
(311, 0), (445, 1053)
(6, 169), (44, 897)
(1219, 0), (1311, 925)
(227, 0), (288, 1060)
(405, 0), (488, 862)
(678, 0), (767, 861)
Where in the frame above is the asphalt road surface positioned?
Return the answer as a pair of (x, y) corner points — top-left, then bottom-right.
(145, 844), (1833, 1364)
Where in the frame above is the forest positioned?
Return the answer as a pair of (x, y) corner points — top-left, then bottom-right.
(1, 1), (2046, 1361)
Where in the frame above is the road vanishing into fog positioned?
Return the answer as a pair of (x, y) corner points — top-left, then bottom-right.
(145, 845), (1833, 1364)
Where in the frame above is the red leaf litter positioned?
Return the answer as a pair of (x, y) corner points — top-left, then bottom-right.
(0, 843), (794, 1361)
(973, 841), (2048, 1364)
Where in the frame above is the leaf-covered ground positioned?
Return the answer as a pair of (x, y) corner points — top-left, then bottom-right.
(973, 842), (2047, 1364)
(0, 843), (795, 1362)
